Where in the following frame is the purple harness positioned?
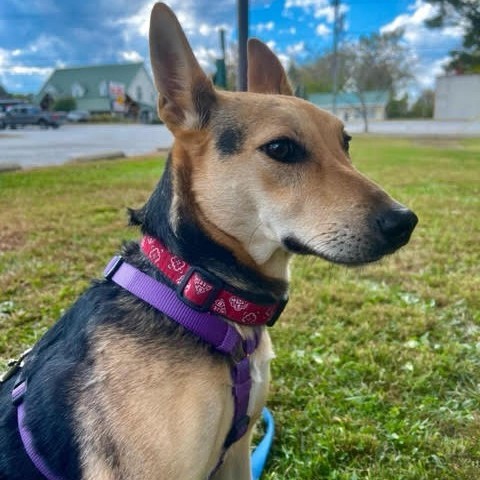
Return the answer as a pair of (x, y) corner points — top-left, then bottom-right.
(12, 255), (261, 479)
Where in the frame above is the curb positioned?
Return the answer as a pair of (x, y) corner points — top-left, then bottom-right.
(0, 163), (22, 173)
(67, 151), (126, 164)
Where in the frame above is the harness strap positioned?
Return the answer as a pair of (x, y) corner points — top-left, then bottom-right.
(11, 256), (261, 480)
(105, 256), (244, 358)
(105, 257), (259, 449)
(12, 380), (64, 480)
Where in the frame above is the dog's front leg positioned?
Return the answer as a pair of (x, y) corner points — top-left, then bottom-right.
(211, 432), (253, 480)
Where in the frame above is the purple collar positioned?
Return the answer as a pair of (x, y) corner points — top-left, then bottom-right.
(12, 255), (262, 479)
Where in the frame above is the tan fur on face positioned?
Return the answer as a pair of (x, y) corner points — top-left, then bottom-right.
(186, 90), (399, 279)
(149, 3), (406, 282)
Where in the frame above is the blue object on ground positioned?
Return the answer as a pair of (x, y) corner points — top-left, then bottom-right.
(251, 407), (275, 480)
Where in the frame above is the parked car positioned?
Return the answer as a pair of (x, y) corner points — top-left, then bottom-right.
(0, 99), (24, 113)
(0, 104), (65, 129)
(66, 110), (91, 122)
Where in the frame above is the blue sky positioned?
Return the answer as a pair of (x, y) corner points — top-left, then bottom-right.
(0, 0), (463, 96)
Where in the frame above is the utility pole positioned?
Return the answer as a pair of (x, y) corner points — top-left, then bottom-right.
(220, 28), (226, 61)
(214, 28), (227, 89)
(237, 0), (249, 92)
(331, 0), (340, 115)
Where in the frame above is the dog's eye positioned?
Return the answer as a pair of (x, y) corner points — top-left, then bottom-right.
(343, 132), (352, 153)
(260, 138), (305, 163)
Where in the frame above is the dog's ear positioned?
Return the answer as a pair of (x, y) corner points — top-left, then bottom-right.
(247, 39), (293, 96)
(149, 3), (216, 129)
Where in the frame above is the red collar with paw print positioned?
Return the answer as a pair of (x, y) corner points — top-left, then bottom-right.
(141, 235), (287, 326)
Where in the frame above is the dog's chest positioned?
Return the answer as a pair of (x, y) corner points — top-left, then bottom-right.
(247, 330), (275, 417)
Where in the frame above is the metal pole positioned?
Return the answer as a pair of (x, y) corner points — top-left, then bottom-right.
(332, 0), (339, 115)
(220, 28), (226, 60)
(215, 28), (227, 89)
(237, 0), (249, 92)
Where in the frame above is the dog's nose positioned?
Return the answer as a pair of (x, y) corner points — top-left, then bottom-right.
(377, 207), (418, 250)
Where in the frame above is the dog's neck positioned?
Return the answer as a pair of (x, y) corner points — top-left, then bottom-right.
(129, 155), (289, 304)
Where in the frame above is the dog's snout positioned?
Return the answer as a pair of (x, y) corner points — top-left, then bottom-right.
(377, 207), (418, 250)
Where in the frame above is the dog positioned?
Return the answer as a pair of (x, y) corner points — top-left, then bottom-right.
(0, 3), (417, 479)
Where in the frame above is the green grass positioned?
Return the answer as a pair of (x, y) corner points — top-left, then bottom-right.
(1, 137), (479, 479)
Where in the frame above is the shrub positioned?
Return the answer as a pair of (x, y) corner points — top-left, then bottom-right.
(53, 97), (77, 112)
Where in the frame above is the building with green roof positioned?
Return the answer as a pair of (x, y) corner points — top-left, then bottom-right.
(308, 91), (388, 122)
(36, 62), (157, 121)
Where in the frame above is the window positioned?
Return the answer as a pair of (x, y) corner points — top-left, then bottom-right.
(72, 82), (85, 98)
(136, 85), (143, 102)
(99, 80), (107, 97)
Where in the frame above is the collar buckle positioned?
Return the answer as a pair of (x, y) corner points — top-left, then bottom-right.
(176, 266), (223, 313)
(104, 255), (124, 280)
(267, 295), (289, 327)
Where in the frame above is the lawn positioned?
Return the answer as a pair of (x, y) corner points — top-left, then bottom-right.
(1, 136), (479, 479)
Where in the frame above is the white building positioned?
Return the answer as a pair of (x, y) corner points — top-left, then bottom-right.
(309, 91), (388, 122)
(434, 74), (480, 121)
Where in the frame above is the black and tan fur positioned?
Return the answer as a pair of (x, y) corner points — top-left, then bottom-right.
(0, 3), (417, 479)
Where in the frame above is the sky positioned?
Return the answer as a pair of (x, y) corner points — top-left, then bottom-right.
(0, 0), (464, 97)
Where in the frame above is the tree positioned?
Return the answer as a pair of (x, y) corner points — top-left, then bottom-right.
(287, 63), (307, 98)
(342, 30), (412, 131)
(298, 52), (348, 94)
(295, 30), (412, 131)
(386, 94), (409, 119)
(53, 96), (77, 112)
(0, 84), (9, 98)
(424, 0), (480, 73)
(410, 89), (434, 118)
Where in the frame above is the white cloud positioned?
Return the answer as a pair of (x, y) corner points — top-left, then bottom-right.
(380, 0), (464, 92)
(192, 46), (218, 71)
(0, 35), (64, 92)
(114, 2), (152, 37)
(118, 0), (225, 39)
(284, 0), (348, 23)
(120, 50), (144, 62)
(286, 41), (306, 57)
(315, 23), (330, 37)
(381, 0), (463, 42)
(199, 24), (213, 36)
(0, 47), (52, 76)
(285, 0), (329, 12)
(266, 40), (277, 51)
(0, 47), (52, 92)
(9, 65), (53, 76)
(277, 53), (291, 70)
(416, 56), (449, 89)
(253, 21), (275, 33)
(0, 48), (11, 68)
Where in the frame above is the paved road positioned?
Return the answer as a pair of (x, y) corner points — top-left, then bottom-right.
(0, 124), (173, 169)
(1, 120), (479, 170)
